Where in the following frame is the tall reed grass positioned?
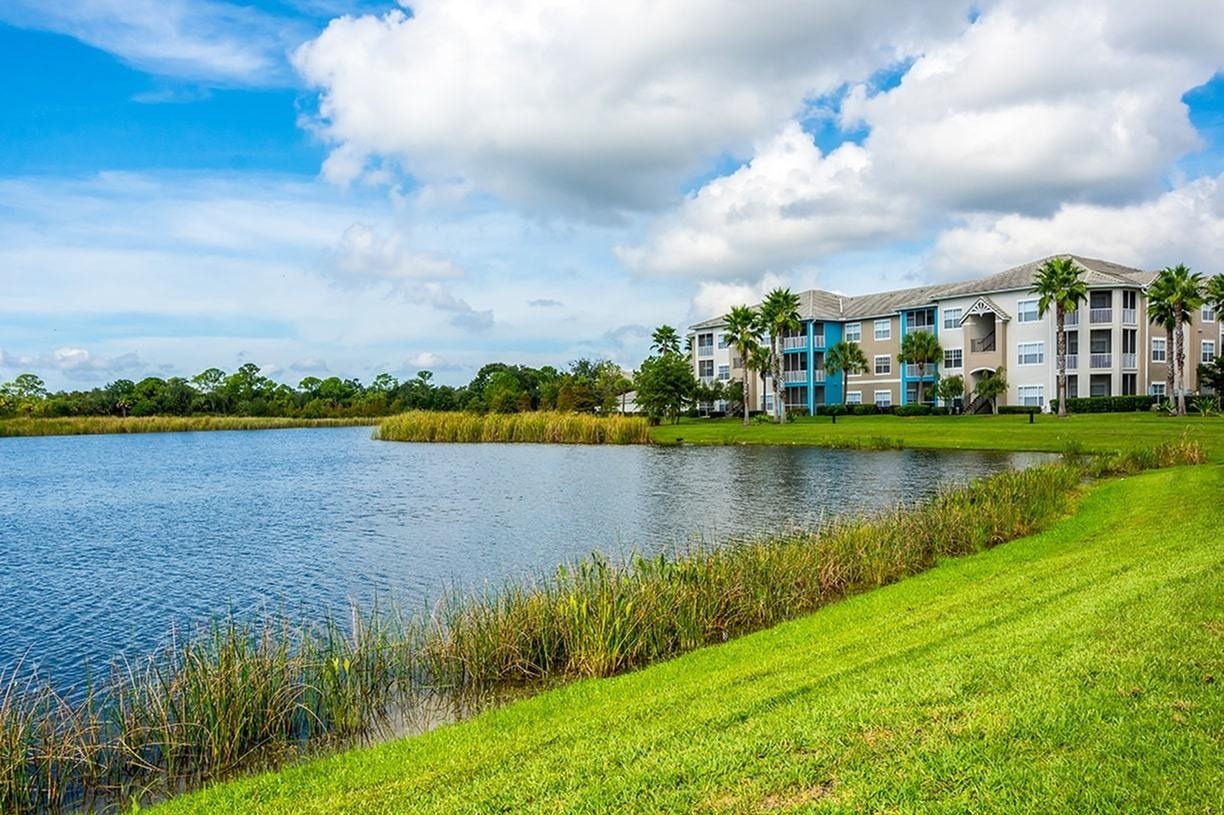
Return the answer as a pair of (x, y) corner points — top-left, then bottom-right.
(0, 416), (378, 438)
(0, 438), (1205, 813)
(377, 411), (652, 444)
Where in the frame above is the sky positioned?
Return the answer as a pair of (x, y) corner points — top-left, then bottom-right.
(2, 0), (1223, 389)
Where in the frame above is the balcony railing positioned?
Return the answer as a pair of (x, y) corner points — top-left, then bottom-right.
(782, 336), (806, 351)
(1122, 353), (1137, 370)
(813, 368), (826, 384)
(1090, 308), (1113, 324)
(905, 364), (938, 378)
(783, 370), (807, 384)
(1122, 308), (1137, 325)
(1065, 310), (1079, 326)
(697, 346), (714, 358)
(699, 376), (715, 385)
(971, 334), (996, 352)
(1090, 353), (1112, 369)
(1064, 354), (1078, 369)
(813, 335), (826, 350)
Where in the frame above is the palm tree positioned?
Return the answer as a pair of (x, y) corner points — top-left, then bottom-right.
(651, 325), (681, 356)
(1159, 264), (1204, 416)
(748, 345), (772, 415)
(1147, 271), (1178, 408)
(1206, 274), (1224, 317)
(722, 305), (763, 425)
(975, 367), (1008, 414)
(1030, 257), (1088, 417)
(758, 288), (802, 422)
(823, 341), (868, 404)
(897, 330), (943, 405)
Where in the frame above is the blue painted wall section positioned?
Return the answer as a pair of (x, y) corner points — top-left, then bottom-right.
(900, 308), (940, 405)
(823, 321), (845, 405)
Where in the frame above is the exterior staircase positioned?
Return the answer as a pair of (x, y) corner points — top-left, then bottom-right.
(968, 394), (994, 414)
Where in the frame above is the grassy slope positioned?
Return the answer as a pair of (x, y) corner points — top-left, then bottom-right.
(0, 416), (378, 437)
(156, 465), (1224, 814)
(651, 413), (1224, 460)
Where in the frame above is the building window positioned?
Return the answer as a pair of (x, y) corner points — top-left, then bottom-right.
(697, 333), (714, 357)
(846, 390), (862, 405)
(717, 365), (730, 381)
(942, 307), (963, 329)
(1017, 299), (1039, 323)
(1204, 340), (1217, 364)
(873, 319), (891, 341)
(874, 390), (892, 407)
(1204, 304), (1217, 322)
(874, 355), (891, 375)
(1017, 342), (1044, 365)
(698, 360), (714, 378)
(717, 333), (729, 348)
(845, 322), (861, 342)
(1151, 338), (1167, 363)
(1018, 385), (1044, 407)
(1150, 382), (1166, 398)
(1122, 373), (1137, 396)
(943, 348), (963, 369)
(764, 394), (774, 411)
(1067, 375), (1078, 399)
(906, 309), (936, 331)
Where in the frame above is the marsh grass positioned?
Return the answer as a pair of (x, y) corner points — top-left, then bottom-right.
(0, 417), (377, 438)
(377, 411), (652, 445)
(0, 438), (1206, 813)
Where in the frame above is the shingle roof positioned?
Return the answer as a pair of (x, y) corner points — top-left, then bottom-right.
(686, 255), (1152, 331)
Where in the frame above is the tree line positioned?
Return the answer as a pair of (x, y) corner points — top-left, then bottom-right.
(0, 359), (637, 420)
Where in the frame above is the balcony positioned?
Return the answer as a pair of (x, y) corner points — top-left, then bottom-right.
(1065, 310), (1080, 326)
(1122, 308), (1137, 325)
(971, 335), (996, 352)
(783, 370), (807, 384)
(905, 364), (938, 378)
(1064, 354), (1078, 369)
(697, 346), (714, 358)
(1090, 353), (1112, 369)
(813, 368), (827, 384)
(1089, 308), (1113, 324)
(1122, 353), (1137, 370)
(813, 335), (826, 350)
(699, 376), (715, 385)
(782, 336), (806, 351)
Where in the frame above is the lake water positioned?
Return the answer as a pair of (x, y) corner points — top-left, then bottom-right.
(0, 427), (1048, 687)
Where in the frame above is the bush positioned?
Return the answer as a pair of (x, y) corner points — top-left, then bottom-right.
(893, 404), (933, 417)
(997, 405), (1039, 415)
(816, 404), (847, 416)
(1048, 395), (1157, 414)
(850, 404), (877, 416)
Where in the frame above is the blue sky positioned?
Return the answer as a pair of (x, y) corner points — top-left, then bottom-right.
(2, 1), (1223, 389)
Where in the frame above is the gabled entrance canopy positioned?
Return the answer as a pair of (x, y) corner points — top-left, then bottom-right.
(959, 296), (1010, 326)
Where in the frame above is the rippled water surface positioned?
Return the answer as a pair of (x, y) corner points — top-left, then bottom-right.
(1, 427), (1048, 686)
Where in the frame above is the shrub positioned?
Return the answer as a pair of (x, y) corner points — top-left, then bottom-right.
(1048, 395), (1157, 414)
(377, 411), (652, 445)
(816, 404), (847, 416)
(997, 405), (1039, 415)
(850, 404), (877, 416)
(893, 404), (932, 417)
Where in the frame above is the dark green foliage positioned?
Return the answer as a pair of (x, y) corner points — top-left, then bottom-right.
(893, 404), (933, 416)
(815, 403), (847, 416)
(1048, 395), (1157, 414)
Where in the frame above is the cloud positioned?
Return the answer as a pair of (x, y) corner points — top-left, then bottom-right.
(292, 0), (970, 211)
(527, 298), (564, 308)
(329, 223), (465, 287)
(0, 0), (311, 86)
(422, 284), (495, 332)
(288, 357), (329, 373)
(619, 0), (1224, 280)
(1, 346), (143, 380)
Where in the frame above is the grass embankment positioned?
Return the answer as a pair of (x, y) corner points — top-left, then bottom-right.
(0, 416), (378, 437)
(377, 411), (652, 444)
(158, 458), (1224, 814)
(652, 412), (1224, 459)
(0, 443), (1203, 813)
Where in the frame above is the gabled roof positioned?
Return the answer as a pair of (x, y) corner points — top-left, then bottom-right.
(941, 254), (1154, 298)
(959, 296), (1010, 325)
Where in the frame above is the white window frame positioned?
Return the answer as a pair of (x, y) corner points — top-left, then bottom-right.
(1151, 337), (1167, 363)
(1203, 340), (1217, 364)
(1017, 385), (1044, 408)
(873, 319), (891, 341)
(698, 360), (714, 378)
(845, 322), (861, 342)
(874, 390), (892, 407)
(717, 364), (730, 381)
(943, 348), (963, 369)
(846, 390), (863, 405)
(1017, 341), (1044, 366)
(1150, 382), (1166, 397)
(1016, 299), (1040, 323)
(942, 307), (962, 329)
(763, 394), (774, 411)
(717, 333), (729, 348)
(1204, 305), (1217, 322)
(874, 355), (891, 375)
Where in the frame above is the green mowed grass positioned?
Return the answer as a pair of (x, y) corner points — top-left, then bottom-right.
(651, 412), (1224, 460)
(155, 465), (1224, 814)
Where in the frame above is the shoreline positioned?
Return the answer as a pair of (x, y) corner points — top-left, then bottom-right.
(0, 416), (380, 438)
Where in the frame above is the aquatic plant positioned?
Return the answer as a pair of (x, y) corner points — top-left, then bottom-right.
(0, 416), (377, 438)
(377, 411), (652, 445)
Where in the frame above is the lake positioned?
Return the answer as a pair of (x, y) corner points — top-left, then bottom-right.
(0, 427), (1049, 687)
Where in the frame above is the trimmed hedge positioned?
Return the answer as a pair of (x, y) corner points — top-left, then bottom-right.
(996, 405), (1038, 415)
(816, 404), (848, 416)
(1049, 395), (1157, 414)
(893, 404), (933, 417)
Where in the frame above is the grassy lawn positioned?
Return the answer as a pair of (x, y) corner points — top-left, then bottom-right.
(154, 464), (1224, 814)
(651, 412), (1224, 460)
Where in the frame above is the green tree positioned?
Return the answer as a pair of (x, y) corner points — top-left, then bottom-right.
(650, 325), (682, 356)
(1158, 264), (1204, 416)
(634, 352), (697, 424)
(936, 374), (966, 412)
(1031, 257), (1088, 417)
(1206, 274), (1224, 316)
(897, 330), (943, 405)
(721, 305), (762, 425)
(975, 367), (1008, 414)
(823, 340), (868, 401)
(1147, 272), (1178, 408)
(758, 288), (801, 422)
(191, 368), (227, 413)
(747, 345), (772, 414)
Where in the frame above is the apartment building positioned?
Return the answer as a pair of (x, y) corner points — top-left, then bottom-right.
(688, 255), (1221, 413)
